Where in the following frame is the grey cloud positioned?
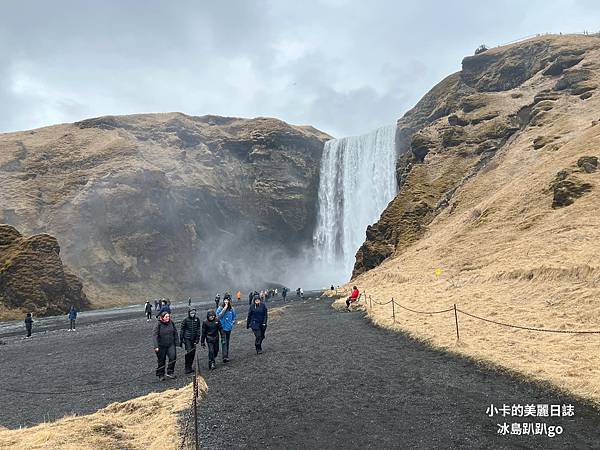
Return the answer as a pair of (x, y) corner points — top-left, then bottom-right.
(1, 0), (600, 137)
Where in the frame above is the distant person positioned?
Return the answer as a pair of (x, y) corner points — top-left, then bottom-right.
(282, 287), (287, 301)
(346, 286), (360, 310)
(156, 299), (171, 318)
(166, 298), (171, 306)
(248, 291), (254, 305)
(153, 311), (179, 381)
(330, 285), (335, 291)
(214, 293), (221, 309)
(200, 310), (223, 370)
(247, 295), (268, 354)
(24, 312), (33, 338)
(67, 306), (78, 331)
(274, 288), (278, 297)
(179, 308), (201, 374)
(188, 297), (192, 307)
(144, 301), (153, 321)
(299, 288), (304, 298)
(236, 290), (241, 302)
(216, 297), (237, 363)
(154, 299), (159, 310)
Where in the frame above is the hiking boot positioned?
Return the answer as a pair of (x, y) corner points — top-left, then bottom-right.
(257, 349), (263, 355)
(165, 373), (177, 379)
(158, 376), (166, 382)
(184, 368), (194, 375)
(223, 358), (229, 363)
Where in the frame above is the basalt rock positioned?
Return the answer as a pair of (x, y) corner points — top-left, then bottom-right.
(0, 224), (89, 317)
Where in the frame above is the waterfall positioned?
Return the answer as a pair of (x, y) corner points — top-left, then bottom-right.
(313, 125), (397, 282)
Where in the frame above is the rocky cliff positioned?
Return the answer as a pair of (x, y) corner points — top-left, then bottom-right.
(0, 114), (330, 307)
(354, 34), (600, 276)
(0, 224), (89, 319)
(347, 34), (600, 404)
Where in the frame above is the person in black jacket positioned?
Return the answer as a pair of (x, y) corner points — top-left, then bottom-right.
(24, 312), (33, 338)
(144, 301), (153, 321)
(153, 311), (179, 381)
(180, 308), (201, 374)
(247, 296), (268, 354)
(200, 310), (222, 370)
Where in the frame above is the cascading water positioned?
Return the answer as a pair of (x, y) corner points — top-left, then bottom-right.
(313, 125), (397, 283)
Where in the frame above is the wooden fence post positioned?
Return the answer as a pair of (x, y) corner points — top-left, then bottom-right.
(391, 298), (395, 322)
(454, 304), (460, 340)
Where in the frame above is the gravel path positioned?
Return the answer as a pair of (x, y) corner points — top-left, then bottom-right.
(1, 295), (599, 449)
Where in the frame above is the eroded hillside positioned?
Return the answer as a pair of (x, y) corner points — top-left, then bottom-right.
(348, 34), (600, 403)
(0, 114), (330, 307)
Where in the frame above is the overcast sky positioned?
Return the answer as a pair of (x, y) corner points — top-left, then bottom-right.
(1, 0), (599, 138)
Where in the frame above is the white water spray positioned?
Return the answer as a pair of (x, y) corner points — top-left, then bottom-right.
(313, 125), (397, 284)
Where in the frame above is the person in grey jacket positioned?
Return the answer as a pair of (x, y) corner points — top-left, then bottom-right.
(153, 311), (179, 381)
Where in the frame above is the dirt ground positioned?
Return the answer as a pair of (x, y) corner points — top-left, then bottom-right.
(1, 295), (599, 449)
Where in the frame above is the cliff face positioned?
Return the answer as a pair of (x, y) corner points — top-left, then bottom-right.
(0, 114), (330, 306)
(0, 224), (89, 319)
(353, 34), (600, 277)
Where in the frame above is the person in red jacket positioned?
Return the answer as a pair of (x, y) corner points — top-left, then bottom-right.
(346, 286), (360, 309)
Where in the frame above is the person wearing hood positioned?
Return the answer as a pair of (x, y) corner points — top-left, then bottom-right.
(144, 300), (153, 321)
(216, 297), (237, 363)
(179, 308), (201, 374)
(214, 293), (221, 309)
(200, 310), (223, 370)
(246, 295), (268, 354)
(153, 311), (179, 381)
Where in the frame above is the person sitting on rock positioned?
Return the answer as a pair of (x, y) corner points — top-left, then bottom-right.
(346, 286), (360, 310)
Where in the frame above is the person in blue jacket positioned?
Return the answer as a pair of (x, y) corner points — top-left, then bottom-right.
(216, 297), (237, 363)
(67, 306), (78, 331)
(156, 299), (171, 318)
(246, 295), (268, 354)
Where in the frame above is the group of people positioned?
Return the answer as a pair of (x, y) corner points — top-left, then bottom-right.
(151, 292), (269, 381)
(22, 305), (79, 338)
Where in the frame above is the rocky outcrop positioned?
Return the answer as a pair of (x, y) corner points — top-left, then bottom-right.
(354, 34), (600, 277)
(0, 224), (89, 318)
(0, 114), (330, 305)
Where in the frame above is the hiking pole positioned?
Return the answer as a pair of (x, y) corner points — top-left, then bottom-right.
(391, 298), (395, 323)
(454, 304), (460, 340)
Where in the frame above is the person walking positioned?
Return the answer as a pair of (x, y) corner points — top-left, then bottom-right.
(179, 308), (201, 374)
(216, 297), (237, 363)
(214, 293), (221, 309)
(153, 311), (179, 381)
(247, 295), (268, 354)
(24, 312), (33, 338)
(144, 301), (153, 321)
(188, 296), (192, 307)
(282, 287), (287, 301)
(248, 291), (254, 305)
(200, 310), (223, 370)
(236, 290), (241, 302)
(156, 299), (171, 318)
(67, 306), (78, 331)
(154, 299), (159, 311)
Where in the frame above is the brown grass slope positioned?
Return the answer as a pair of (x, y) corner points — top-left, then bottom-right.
(0, 224), (89, 320)
(348, 34), (600, 404)
(0, 381), (207, 450)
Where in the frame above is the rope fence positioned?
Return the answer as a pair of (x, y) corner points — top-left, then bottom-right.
(179, 351), (203, 450)
(356, 292), (600, 339)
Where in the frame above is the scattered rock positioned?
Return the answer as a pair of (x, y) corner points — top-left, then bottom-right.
(577, 156), (598, 173)
(542, 55), (584, 76)
(551, 171), (593, 208)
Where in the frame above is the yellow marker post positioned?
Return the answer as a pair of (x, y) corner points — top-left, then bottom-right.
(434, 268), (442, 277)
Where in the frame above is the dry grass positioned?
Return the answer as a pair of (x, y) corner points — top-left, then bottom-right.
(342, 40), (600, 406)
(0, 380), (207, 450)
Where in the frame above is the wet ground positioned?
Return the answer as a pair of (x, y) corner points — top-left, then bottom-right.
(1, 295), (599, 449)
